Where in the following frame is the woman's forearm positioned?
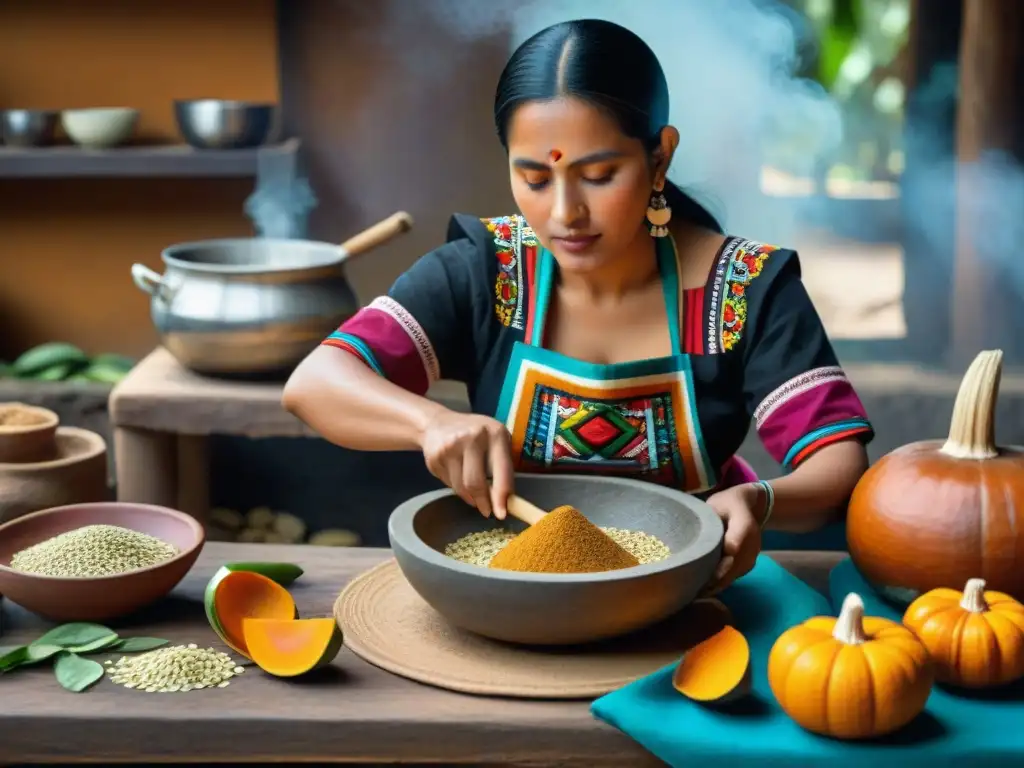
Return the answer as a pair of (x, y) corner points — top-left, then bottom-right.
(761, 440), (869, 533)
(281, 346), (449, 452)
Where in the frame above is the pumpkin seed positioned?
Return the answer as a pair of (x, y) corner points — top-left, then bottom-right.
(9, 525), (179, 578)
(106, 645), (242, 693)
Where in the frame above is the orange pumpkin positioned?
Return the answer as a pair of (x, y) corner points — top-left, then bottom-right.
(768, 593), (934, 739)
(847, 349), (1024, 604)
(903, 577), (1024, 688)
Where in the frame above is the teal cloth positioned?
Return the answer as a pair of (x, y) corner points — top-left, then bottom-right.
(591, 554), (1023, 767)
(762, 520), (847, 551)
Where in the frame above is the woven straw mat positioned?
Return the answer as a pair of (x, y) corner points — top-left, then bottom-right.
(333, 558), (690, 699)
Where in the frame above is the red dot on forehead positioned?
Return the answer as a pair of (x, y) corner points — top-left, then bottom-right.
(549, 149), (562, 162)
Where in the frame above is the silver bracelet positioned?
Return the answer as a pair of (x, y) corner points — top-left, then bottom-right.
(756, 480), (775, 530)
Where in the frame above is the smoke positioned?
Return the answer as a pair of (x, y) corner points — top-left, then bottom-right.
(410, 0), (845, 242)
(900, 62), (1024, 280)
(339, 0), (1023, 317)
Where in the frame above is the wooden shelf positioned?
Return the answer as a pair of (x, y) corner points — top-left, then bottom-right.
(0, 137), (300, 179)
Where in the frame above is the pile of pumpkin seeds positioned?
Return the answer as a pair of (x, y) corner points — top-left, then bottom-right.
(105, 643), (245, 692)
(444, 525), (670, 567)
(9, 524), (180, 578)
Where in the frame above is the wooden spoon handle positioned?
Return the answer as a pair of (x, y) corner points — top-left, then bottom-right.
(339, 211), (414, 260)
(506, 495), (548, 526)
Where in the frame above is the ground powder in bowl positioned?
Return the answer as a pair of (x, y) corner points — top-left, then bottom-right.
(9, 524), (180, 578)
(0, 404), (50, 427)
(487, 505), (640, 574)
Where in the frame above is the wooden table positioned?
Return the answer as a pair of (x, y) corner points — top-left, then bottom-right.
(107, 348), (470, 524)
(0, 543), (843, 766)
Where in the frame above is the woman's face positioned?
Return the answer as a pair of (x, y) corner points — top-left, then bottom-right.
(505, 97), (672, 275)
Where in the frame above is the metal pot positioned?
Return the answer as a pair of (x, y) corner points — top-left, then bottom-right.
(131, 211), (413, 377)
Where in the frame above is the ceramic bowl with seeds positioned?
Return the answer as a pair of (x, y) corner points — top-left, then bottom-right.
(387, 473), (724, 646)
(0, 501), (205, 622)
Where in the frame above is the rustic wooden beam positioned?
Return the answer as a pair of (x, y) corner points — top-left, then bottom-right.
(951, 0), (1023, 364)
(900, 0), (962, 364)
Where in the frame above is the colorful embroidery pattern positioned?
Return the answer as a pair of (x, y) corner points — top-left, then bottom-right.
(521, 390), (686, 486)
(321, 331), (384, 377)
(783, 418), (873, 470)
(753, 366), (848, 428)
(706, 238), (778, 353)
(751, 366), (874, 468)
(365, 296), (440, 383)
(498, 353), (716, 493)
(483, 215), (536, 330)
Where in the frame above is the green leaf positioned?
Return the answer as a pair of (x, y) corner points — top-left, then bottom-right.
(67, 633), (120, 654)
(0, 645), (29, 672)
(110, 637), (168, 653)
(26, 644), (64, 662)
(53, 652), (105, 693)
(0, 643), (66, 673)
(34, 622), (115, 649)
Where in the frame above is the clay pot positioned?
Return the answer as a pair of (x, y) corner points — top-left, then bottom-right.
(0, 402), (59, 463)
(0, 427), (109, 524)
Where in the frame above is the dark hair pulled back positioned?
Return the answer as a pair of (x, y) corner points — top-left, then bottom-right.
(494, 18), (721, 233)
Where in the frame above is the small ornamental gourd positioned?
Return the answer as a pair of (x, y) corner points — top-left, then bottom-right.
(672, 599), (752, 703)
(847, 349), (1024, 604)
(903, 578), (1024, 688)
(768, 593), (934, 740)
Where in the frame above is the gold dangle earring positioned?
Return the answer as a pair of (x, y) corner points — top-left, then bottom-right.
(646, 184), (672, 238)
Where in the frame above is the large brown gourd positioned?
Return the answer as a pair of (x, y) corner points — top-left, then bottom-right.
(847, 349), (1024, 604)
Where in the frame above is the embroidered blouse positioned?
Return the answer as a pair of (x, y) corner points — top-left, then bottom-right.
(322, 214), (873, 494)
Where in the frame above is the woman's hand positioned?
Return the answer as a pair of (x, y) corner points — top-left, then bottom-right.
(419, 410), (515, 520)
(702, 483), (765, 595)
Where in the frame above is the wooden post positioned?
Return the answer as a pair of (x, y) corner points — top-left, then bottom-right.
(951, 0), (1024, 364)
(900, 0), (962, 365)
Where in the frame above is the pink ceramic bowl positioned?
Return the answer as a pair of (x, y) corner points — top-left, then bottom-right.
(0, 502), (205, 621)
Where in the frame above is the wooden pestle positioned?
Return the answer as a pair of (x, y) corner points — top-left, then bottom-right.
(505, 494), (549, 526)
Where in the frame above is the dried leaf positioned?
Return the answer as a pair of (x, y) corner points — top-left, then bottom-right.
(53, 652), (105, 693)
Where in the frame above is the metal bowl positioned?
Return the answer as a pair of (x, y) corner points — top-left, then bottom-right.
(173, 99), (276, 149)
(0, 109), (59, 147)
(388, 474), (724, 645)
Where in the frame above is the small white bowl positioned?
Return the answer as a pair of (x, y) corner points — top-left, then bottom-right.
(61, 108), (139, 149)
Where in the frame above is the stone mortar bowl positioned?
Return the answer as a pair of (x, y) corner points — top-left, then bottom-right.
(388, 474), (724, 646)
(0, 502), (205, 622)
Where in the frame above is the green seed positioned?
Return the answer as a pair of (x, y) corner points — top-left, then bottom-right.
(9, 524), (179, 578)
(106, 645), (241, 693)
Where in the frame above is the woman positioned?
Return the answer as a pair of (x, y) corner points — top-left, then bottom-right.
(283, 19), (873, 591)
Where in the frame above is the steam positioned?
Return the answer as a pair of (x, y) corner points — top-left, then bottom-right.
(354, 0), (1022, 299)
(416, 0), (845, 241)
